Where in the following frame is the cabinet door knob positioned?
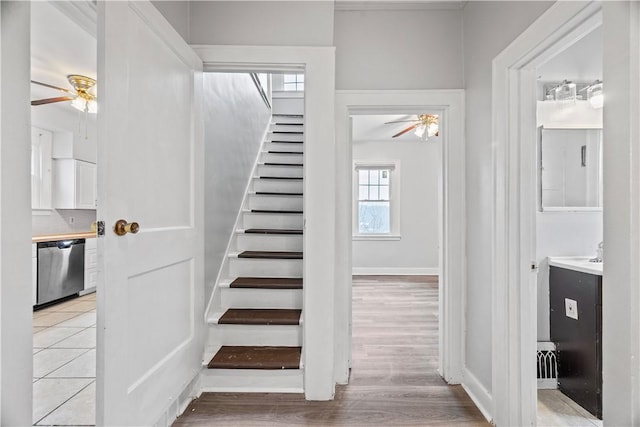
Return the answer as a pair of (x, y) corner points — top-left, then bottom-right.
(114, 219), (140, 236)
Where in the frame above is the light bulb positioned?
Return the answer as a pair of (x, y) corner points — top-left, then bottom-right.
(71, 97), (86, 112)
(587, 82), (603, 109)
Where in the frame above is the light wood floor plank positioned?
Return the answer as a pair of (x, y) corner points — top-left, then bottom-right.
(174, 276), (488, 426)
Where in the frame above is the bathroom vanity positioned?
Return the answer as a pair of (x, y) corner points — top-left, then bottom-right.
(548, 257), (602, 419)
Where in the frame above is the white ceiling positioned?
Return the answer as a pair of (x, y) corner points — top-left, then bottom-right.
(352, 114), (433, 142)
(30, 1), (97, 108)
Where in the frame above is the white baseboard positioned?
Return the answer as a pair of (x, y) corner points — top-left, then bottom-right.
(154, 371), (201, 427)
(461, 368), (493, 424)
(352, 267), (439, 276)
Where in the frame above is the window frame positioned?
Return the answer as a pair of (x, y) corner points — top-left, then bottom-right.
(282, 73), (304, 92)
(352, 161), (401, 240)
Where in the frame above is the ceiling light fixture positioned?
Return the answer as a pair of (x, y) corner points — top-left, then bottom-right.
(554, 80), (577, 104)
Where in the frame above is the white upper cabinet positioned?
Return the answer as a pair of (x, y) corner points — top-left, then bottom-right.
(53, 159), (97, 209)
(31, 127), (53, 210)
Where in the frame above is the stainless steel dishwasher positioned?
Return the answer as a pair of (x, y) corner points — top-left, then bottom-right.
(37, 239), (85, 306)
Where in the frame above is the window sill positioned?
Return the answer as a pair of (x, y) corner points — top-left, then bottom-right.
(352, 234), (401, 241)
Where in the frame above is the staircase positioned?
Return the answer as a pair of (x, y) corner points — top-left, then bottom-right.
(201, 114), (305, 393)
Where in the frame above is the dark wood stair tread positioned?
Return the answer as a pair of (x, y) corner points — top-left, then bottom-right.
(208, 346), (301, 370)
(273, 114), (303, 118)
(219, 309), (301, 325)
(272, 131), (303, 134)
(230, 277), (303, 289)
(269, 140), (304, 144)
(255, 191), (303, 196)
(264, 162), (303, 167)
(258, 176), (303, 180)
(250, 209), (303, 214)
(267, 151), (303, 155)
(239, 251), (303, 259)
(245, 228), (303, 235)
(275, 123), (303, 126)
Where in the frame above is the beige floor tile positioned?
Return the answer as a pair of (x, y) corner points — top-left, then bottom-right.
(33, 327), (85, 349)
(57, 311), (97, 328)
(33, 326), (47, 334)
(47, 349), (96, 378)
(33, 348), (88, 378)
(37, 381), (95, 426)
(57, 300), (96, 313)
(538, 390), (602, 427)
(33, 311), (83, 327)
(51, 328), (96, 349)
(32, 378), (92, 425)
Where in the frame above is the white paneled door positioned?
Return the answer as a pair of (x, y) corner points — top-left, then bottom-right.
(96, 2), (203, 425)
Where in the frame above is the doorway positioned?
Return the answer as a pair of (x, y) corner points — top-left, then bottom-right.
(334, 90), (465, 387)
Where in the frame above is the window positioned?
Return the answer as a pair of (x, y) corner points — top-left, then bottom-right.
(283, 74), (304, 91)
(354, 163), (400, 239)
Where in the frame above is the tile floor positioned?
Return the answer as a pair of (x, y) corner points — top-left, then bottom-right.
(33, 293), (96, 426)
(538, 389), (603, 427)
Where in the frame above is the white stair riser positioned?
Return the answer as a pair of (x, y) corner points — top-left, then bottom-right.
(252, 179), (303, 194)
(200, 368), (303, 393)
(272, 116), (304, 125)
(236, 233), (303, 252)
(261, 152), (304, 164)
(207, 324), (302, 347)
(249, 194), (303, 211)
(268, 132), (304, 142)
(220, 288), (302, 310)
(264, 141), (303, 153)
(257, 164), (303, 178)
(229, 258), (303, 277)
(242, 212), (303, 229)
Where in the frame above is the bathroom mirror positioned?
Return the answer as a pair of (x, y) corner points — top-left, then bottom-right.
(539, 127), (602, 211)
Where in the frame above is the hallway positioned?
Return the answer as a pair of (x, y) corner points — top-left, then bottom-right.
(174, 276), (487, 426)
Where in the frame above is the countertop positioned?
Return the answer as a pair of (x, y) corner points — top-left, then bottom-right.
(32, 231), (96, 243)
(548, 256), (603, 276)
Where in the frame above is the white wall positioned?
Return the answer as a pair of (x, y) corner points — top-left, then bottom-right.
(152, 1), (190, 42)
(352, 140), (439, 274)
(189, 1), (334, 46)
(204, 73), (271, 300)
(333, 8), (463, 90)
(462, 0), (553, 393)
(536, 211), (602, 340)
(32, 210), (96, 236)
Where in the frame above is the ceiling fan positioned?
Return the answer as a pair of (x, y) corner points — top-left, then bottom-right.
(385, 114), (439, 140)
(31, 74), (97, 114)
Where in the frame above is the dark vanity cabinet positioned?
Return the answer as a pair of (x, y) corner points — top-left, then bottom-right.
(549, 266), (602, 419)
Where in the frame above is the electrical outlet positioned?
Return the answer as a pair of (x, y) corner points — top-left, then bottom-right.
(68, 216), (75, 225)
(565, 298), (578, 320)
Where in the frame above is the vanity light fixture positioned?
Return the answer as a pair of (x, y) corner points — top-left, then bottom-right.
(587, 80), (603, 109)
(554, 80), (577, 104)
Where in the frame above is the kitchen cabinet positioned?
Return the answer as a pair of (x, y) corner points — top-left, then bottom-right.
(53, 159), (97, 209)
(549, 265), (602, 419)
(82, 238), (97, 293)
(32, 243), (37, 305)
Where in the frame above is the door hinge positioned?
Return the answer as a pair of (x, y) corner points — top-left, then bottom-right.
(531, 261), (539, 271)
(97, 221), (105, 237)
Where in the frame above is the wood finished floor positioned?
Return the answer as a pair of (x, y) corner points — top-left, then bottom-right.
(174, 275), (488, 426)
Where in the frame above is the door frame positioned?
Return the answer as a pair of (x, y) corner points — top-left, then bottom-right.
(489, 2), (621, 425)
(335, 90), (466, 386)
(192, 45), (336, 400)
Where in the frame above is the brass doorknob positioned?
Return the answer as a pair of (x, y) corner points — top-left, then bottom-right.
(114, 219), (140, 236)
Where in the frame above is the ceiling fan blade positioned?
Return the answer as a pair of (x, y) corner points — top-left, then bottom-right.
(31, 96), (74, 106)
(384, 119), (418, 124)
(30, 80), (73, 94)
(392, 124), (419, 138)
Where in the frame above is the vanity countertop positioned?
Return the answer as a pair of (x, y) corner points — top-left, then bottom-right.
(32, 231), (96, 243)
(548, 256), (602, 276)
